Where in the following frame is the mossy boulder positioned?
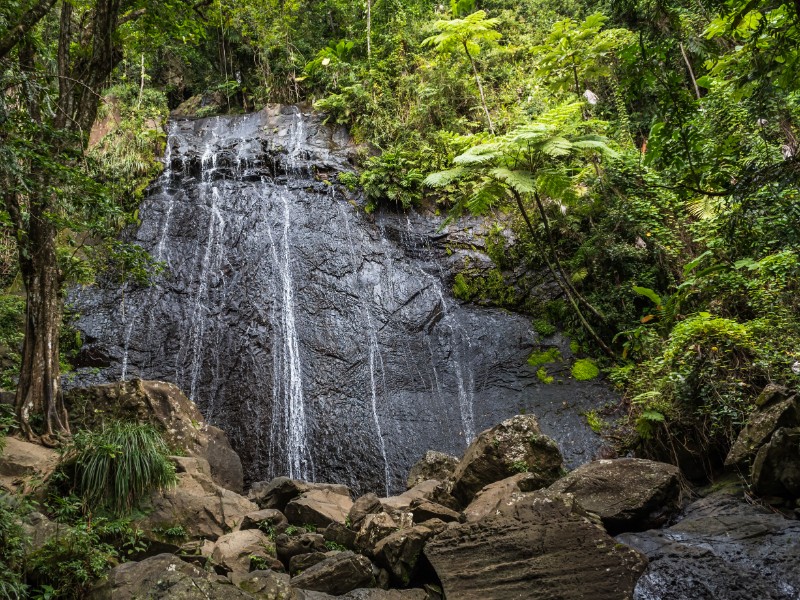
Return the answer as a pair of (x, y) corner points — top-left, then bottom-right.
(450, 415), (563, 506)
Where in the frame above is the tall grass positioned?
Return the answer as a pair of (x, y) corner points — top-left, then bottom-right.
(63, 421), (177, 515)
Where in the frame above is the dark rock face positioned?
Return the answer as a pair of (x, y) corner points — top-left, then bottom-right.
(70, 106), (614, 495)
(618, 489), (800, 600)
(424, 491), (647, 600)
(751, 427), (800, 498)
(548, 458), (682, 534)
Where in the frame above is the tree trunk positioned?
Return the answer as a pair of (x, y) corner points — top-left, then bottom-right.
(463, 41), (495, 135)
(16, 202), (69, 445)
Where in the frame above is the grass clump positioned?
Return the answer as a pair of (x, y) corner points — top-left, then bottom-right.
(60, 421), (177, 515)
(571, 359), (600, 381)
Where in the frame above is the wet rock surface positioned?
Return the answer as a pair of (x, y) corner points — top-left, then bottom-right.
(618, 487), (800, 600)
(70, 106), (614, 495)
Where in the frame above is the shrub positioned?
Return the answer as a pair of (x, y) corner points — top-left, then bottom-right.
(0, 494), (29, 600)
(27, 519), (118, 599)
(60, 422), (177, 515)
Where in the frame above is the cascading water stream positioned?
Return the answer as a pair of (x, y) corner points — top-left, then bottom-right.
(338, 201), (392, 495)
(267, 187), (312, 481)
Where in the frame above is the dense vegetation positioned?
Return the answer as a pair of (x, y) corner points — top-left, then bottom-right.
(0, 0), (799, 593)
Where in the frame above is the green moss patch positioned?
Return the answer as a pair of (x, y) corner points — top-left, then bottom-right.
(571, 358), (600, 380)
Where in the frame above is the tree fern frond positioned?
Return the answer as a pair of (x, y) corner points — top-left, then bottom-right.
(490, 168), (538, 194)
(424, 167), (466, 187)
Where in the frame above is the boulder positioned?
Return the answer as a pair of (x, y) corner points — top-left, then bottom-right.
(373, 521), (447, 585)
(463, 472), (548, 522)
(285, 488), (353, 528)
(423, 490), (646, 600)
(290, 551), (330, 575)
(230, 569), (293, 599)
(20, 511), (59, 552)
(406, 451), (458, 489)
(381, 480), (458, 513)
(450, 415), (563, 506)
(276, 533), (327, 566)
(139, 462), (257, 541)
(340, 591), (427, 600)
(751, 427), (800, 498)
(408, 499), (459, 524)
(293, 590), (427, 600)
(547, 458), (682, 534)
(88, 553), (253, 599)
(618, 487), (800, 599)
(0, 437), (59, 493)
(355, 512), (406, 557)
(726, 385), (799, 469)
(323, 522), (357, 550)
(240, 509), (289, 533)
(250, 477), (350, 512)
(348, 493), (383, 529)
(210, 529), (278, 575)
(66, 380), (244, 492)
(290, 551), (375, 595)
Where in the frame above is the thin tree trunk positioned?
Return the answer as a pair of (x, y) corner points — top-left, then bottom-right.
(366, 0), (371, 61)
(679, 43), (701, 100)
(531, 191), (608, 324)
(512, 190), (614, 357)
(463, 41), (494, 135)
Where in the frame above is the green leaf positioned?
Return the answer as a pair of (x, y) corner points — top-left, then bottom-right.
(632, 285), (662, 307)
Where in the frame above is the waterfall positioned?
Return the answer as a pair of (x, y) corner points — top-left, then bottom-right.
(267, 189), (312, 481)
(73, 108), (609, 495)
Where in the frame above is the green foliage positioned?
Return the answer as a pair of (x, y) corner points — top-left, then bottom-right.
(26, 517), (123, 600)
(571, 358), (599, 380)
(533, 319), (557, 337)
(59, 422), (177, 515)
(533, 13), (633, 95)
(527, 347), (562, 368)
(0, 494), (29, 600)
(536, 367), (554, 384)
(325, 540), (347, 552)
(583, 409), (605, 433)
(422, 10), (502, 58)
(510, 460), (529, 473)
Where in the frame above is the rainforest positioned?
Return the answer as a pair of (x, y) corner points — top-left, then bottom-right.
(0, 0), (799, 597)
